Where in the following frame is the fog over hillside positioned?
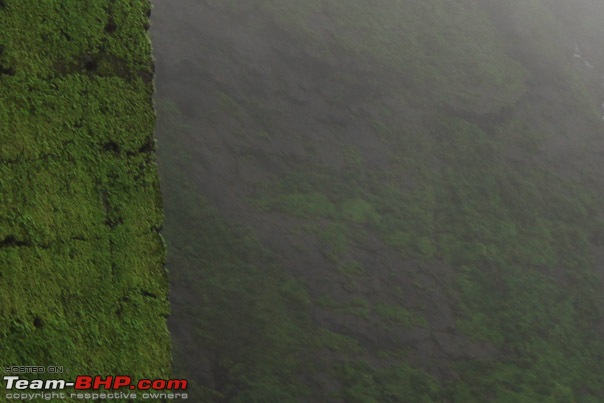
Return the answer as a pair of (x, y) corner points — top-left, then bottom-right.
(152, 1), (604, 401)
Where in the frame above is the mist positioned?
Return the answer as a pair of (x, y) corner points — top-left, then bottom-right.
(151, 1), (604, 400)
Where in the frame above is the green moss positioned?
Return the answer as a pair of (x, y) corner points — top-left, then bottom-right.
(258, 191), (337, 218)
(0, 0), (169, 383)
(335, 360), (440, 403)
(374, 303), (426, 327)
(318, 223), (349, 259)
(336, 261), (365, 277)
(340, 199), (380, 224)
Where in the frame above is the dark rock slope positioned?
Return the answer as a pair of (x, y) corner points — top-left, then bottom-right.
(152, 0), (604, 401)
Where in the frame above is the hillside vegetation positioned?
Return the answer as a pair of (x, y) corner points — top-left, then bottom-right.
(153, 0), (604, 401)
(0, 0), (170, 382)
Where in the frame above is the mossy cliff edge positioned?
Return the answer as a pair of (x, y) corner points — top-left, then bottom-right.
(0, 0), (170, 381)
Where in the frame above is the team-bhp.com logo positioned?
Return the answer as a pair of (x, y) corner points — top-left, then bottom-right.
(3, 375), (189, 400)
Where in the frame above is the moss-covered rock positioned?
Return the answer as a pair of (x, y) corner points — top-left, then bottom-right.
(0, 0), (169, 384)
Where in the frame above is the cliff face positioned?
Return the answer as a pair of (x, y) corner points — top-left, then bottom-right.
(0, 0), (169, 380)
(153, 0), (604, 401)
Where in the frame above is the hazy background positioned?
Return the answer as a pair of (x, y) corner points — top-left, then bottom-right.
(151, 1), (604, 401)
